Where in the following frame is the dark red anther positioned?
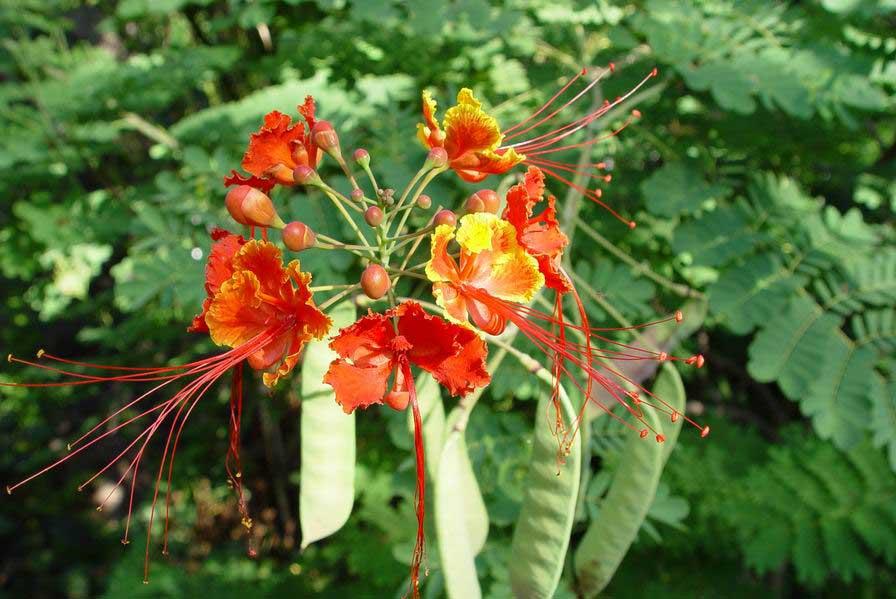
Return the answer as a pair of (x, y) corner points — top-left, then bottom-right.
(700, 425), (711, 438)
(655, 434), (666, 443)
(639, 429), (648, 439)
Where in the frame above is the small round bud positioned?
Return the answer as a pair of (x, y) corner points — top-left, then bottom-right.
(433, 209), (456, 227)
(282, 221), (316, 252)
(674, 310), (683, 323)
(353, 148), (370, 167)
(293, 165), (322, 186)
(425, 147), (448, 169)
(360, 264), (391, 300)
(312, 120), (339, 153)
(351, 188), (365, 202)
(468, 189), (499, 214)
(464, 196), (486, 214)
(364, 206), (384, 227)
(384, 390), (409, 411)
(416, 194), (432, 209)
(227, 185), (284, 228)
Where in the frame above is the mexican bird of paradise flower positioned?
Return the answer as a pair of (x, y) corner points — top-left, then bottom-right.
(4, 229), (329, 581)
(425, 203), (707, 452)
(5, 68), (710, 598)
(419, 66), (659, 227)
(225, 96), (322, 191)
(324, 300), (489, 592)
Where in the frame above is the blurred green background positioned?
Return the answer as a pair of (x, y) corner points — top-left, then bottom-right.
(1, 1), (895, 597)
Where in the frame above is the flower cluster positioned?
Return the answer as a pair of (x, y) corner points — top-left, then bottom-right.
(4, 67), (706, 597)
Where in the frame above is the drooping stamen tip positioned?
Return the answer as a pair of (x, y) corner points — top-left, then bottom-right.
(627, 220), (637, 230)
(671, 411), (679, 423)
(608, 62), (615, 73)
(655, 434), (666, 443)
(631, 109), (642, 118)
(580, 67), (588, 76)
(686, 354), (705, 368)
(658, 351), (668, 362)
(5, 485), (11, 495)
(162, 548), (169, 556)
(121, 539), (130, 545)
(639, 429), (648, 439)
(76, 485), (84, 493)
(595, 162), (606, 169)
(6, 353), (12, 363)
(650, 67), (659, 77)
(36, 348), (45, 358)
(674, 310), (684, 323)
(700, 425), (711, 438)
(594, 188), (603, 198)
(248, 547), (258, 558)
(66, 443), (72, 452)
(143, 579), (149, 585)
(95, 506), (102, 512)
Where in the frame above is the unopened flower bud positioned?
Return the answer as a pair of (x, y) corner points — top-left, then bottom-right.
(291, 143), (310, 168)
(364, 206), (384, 227)
(361, 264), (391, 300)
(353, 148), (370, 167)
(293, 165), (322, 186)
(312, 120), (340, 154)
(226, 185), (284, 228)
(434, 209), (456, 227)
(282, 221), (316, 252)
(425, 147), (448, 169)
(225, 185), (251, 225)
(464, 196), (486, 214)
(384, 390), (409, 411)
(351, 188), (365, 202)
(468, 189), (499, 214)
(416, 194), (432, 209)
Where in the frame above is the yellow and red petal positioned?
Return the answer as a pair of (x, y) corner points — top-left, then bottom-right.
(443, 88), (503, 159)
(205, 270), (272, 348)
(432, 282), (470, 325)
(417, 90), (445, 149)
(230, 240), (288, 298)
(241, 110), (306, 181)
(503, 168), (571, 292)
(425, 224), (460, 283)
(452, 147), (524, 182)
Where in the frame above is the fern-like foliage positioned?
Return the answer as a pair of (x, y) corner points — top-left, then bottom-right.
(719, 433), (896, 586)
(675, 173), (896, 469)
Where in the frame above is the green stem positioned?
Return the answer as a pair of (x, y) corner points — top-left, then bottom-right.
(322, 189), (375, 257)
(574, 217), (702, 299)
(320, 285), (360, 311)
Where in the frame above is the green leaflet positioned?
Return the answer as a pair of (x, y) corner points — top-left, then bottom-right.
(435, 408), (490, 599)
(509, 383), (581, 599)
(574, 364), (686, 596)
(299, 301), (356, 549)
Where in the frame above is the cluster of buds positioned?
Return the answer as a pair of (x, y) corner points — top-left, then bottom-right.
(5, 69), (707, 597)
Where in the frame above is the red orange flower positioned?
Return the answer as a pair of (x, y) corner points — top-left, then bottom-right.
(188, 227), (245, 334)
(417, 89), (524, 182)
(503, 166), (571, 293)
(225, 96), (321, 189)
(425, 212), (544, 334)
(421, 69), (658, 227)
(324, 301), (489, 413)
(204, 238), (331, 387)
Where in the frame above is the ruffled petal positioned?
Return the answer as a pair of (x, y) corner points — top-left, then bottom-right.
(452, 147), (524, 182)
(396, 302), (490, 396)
(443, 88), (503, 159)
(417, 90), (445, 149)
(323, 359), (395, 414)
(223, 170), (276, 194)
(205, 269), (272, 348)
(425, 224), (460, 283)
(188, 228), (245, 333)
(502, 167), (570, 292)
(241, 110), (306, 183)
